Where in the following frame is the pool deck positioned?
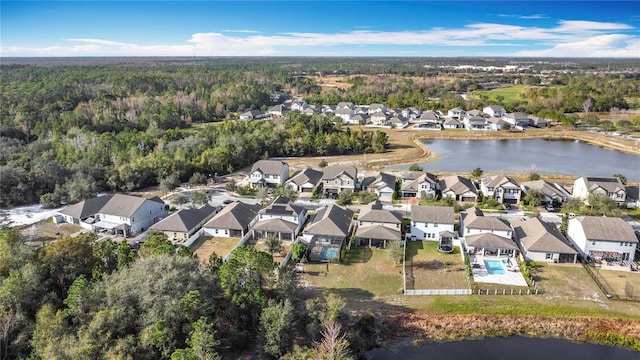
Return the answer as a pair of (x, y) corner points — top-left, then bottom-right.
(470, 254), (528, 287)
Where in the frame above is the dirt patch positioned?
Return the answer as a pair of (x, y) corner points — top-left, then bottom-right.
(191, 236), (241, 262)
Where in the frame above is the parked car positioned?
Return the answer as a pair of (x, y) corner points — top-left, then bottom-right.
(223, 199), (234, 204)
(545, 204), (555, 212)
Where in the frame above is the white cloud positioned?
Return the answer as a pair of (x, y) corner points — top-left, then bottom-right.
(1, 19), (637, 57)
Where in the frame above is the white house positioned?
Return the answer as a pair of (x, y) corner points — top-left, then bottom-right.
(285, 167), (323, 194)
(355, 202), (403, 248)
(463, 115), (492, 131)
(447, 108), (465, 120)
(203, 201), (262, 238)
(291, 101), (309, 112)
(239, 109), (267, 120)
(483, 105), (506, 118)
(513, 217), (578, 263)
(368, 103), (387, 114)
(480, 175), (521, 205)
(248, 160), (289, 188)
(56, 194), (168, 237)
(443, 118), (463, 129)
(322, 165), (358, 197)
(503, 112), (531, 128)
(364, 172), (397, 202)
(149, 204), (218, 245)
(252, 196), (307, 241)
(401, 171), (438, 198)
(335, 107), (355, 124)
(460, 207), (512, 239)
(567, 216), (638, 262)
(439, 175), (478, 202)
(370, 112), (389, 126)
(572, 176), (626, 206)
(410, 205), (455, 241)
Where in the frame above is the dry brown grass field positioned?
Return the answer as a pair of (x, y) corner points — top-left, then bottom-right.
(596, 268), (640, 300)
(191, 236), (240, 261)
(405, 241), (468, 290)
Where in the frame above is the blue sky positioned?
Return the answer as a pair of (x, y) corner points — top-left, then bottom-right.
(1, 1), (639, 57)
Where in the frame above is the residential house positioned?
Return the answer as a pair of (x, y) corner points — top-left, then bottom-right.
(402, 107), (422, 121)
(239, 109), (267, 120)
(567, 216), (638, 262)
(443, 118), (463, 129)
(447, 108), (465, 120)
(252, 196), (307, 241)
(520, 180), (572, 206)
(363, 172), (397, 202)
(203, 201), (262, 238)
(625, 186), (640, 209)
(303, 204), (354, 247)
(572, 176), (626, 206)
(401, 171), (438, 198)
(56, 194), (168, 237)
(247, 159), (289, 189)
(321, 105), (336, 115)
(302, 107), (316, 116)
(351, 114), (368, 124)
(368, 103), (387, 114)
(337, 101), (355, 110)
(335, 107), (355, 124)
(268, 104), (289, 117)
(483, 105), (506, 118)
(354, 106), (368, 115)
(285, 167), (323, 194)
(389, 116), (409, 128)
(149, 205), (218, 245)
(486, 116), (506, 130)
(291, 101), (309, 112)
(463, 115), (491, 131)
(460, 207), (516, 256)
(355, 202), (403, 248)
(439, 175), (479, 202)
(418, 110), (440, 123)
(322, 165), (358, 197)
(529, 116), (549, 128)
(466, 109), (483, 117)
(409, 205), (455, 241)
(480, 175), (522, 205)
(513, 217), (577, 263)
(370, 112), (389, 126)
(503, 112), (531, 128)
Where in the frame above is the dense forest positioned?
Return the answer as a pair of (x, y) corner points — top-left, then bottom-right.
(1, 57), (639, 207)
(0, 227), (380, 359)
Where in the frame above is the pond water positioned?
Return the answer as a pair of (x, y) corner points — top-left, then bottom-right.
(367, 336), (639, 360)
(385, 138), (640, 182)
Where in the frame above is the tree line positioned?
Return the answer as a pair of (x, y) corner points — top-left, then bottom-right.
(0, 227), (382, 359)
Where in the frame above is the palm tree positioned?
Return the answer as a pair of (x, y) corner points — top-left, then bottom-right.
(264, 234), (283, 255)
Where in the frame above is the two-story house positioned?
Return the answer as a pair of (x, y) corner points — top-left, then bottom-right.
(503, 112), (531, 128)
(362, 172), (397, 202)
(248, 160), (290, 189)
(285, 167), (323, 194)
(409, 205), (455, 241)
(572, 176), (626, 206)
(335, 107), (355, 124)
(355, 202), (403, 248)
(401, 171), (438, 199)
(56, 193), (168, 237)
(482, 105), (506, 118)
(463, 115), (491, 131)
(251, 196), (307, 241)
(460, 207), (517, 257)
(567, 216), (638, 262)
(447, 108), (465, 120)
(322, 165), (358, 197)
(480, 175), (522, 205)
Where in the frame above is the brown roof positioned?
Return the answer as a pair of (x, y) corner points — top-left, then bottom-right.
(355, 225), (402, 241)
(439, 175), (478, 196)
(484, 175), (519, 189)
(575, 216), (638, 243)
(304, 205), (354, 237)
(203, 202), (262, 231)
(521, 180), (568, 199)
(149, 205), (217, 232)
(287, 168), (323, 187)
(358, 206), (402, 224)
(250, 159), (287, 175)
(411, 205), (455, 224)
(514, 218), (577, 254)
(462, 207), (511, 231)
(322, 165), (357, 181)
(465, 233), (517, 249)
(252, 218), (298, 233)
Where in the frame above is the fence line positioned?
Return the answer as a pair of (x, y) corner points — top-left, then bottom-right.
(405, 289), (472, 295)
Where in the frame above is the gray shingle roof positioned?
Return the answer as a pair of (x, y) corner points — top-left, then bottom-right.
(582, 177), (625, 194)
(59, 194), (165, 219)
(465, 233), (517, 249)
(304, 204), (354, 237)
(484, 175), (519, 189)
(252, 218), (297, 232)
(521, 180), (568, 199)
(322, 165), (357, 181)
(204, 202), (263, 230)
(355, 225), (401, 241)
(358, 206), (402, 224)
(259, 196), (305, 217)
(411, 205), (455, 224)
(149, 205), (217, 232)
(250, 159), (287, 176)
(575, 216), (638, 243)
(59, 194), (113, 219)
(401, 172), (438, 192)
(514, 217), (577, 254)
(462, 207), (511, 231)
(440, 175), (478, 196)
(287, 168), (323, 187)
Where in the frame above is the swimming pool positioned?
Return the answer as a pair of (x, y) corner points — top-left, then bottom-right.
(319, 247), (338, 261)
(484, 259), (506, 275)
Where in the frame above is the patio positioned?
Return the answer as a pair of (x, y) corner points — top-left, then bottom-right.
(470, 254), (528, 287)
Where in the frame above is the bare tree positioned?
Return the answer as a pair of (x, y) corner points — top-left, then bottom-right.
(582, 98), (593, 115)
(313, 320), (352, 360)
(0, 310), (17, 360)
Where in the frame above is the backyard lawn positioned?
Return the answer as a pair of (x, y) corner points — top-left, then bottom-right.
(595, 268), (640, 300)
(191, 236), (240, 262)
(20, 219), (82, 246)
(300, 247), (404, 297)
(530, 263), (605, 301)
(254, 239), (293, 266)
(405, 241), (468, 290)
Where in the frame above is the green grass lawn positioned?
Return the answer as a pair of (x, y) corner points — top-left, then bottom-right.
(405, 241), (468, 290)
(471, 84), (527, 103)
